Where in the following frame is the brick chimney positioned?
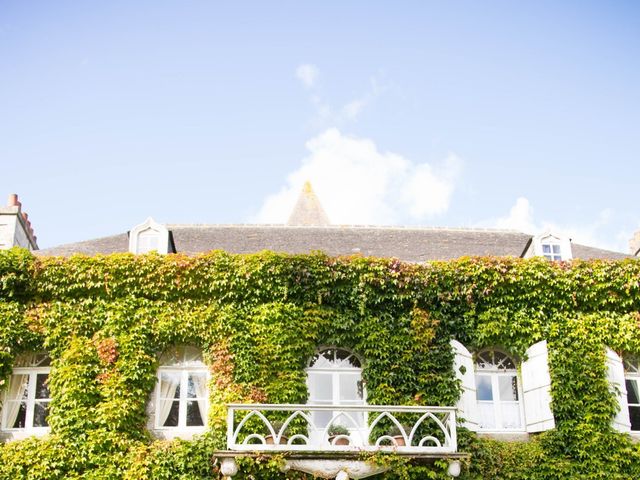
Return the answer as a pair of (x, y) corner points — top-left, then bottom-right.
(0, 194), (38, 250)
(630, 231), (640, 257)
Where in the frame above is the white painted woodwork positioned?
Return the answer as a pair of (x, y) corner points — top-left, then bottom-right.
(606, 348), (631, 432)
(450, 339), (479, 431)
(521, 340), (555, 432)
(226, 403), (458, 454)
(129, 217), (169, 254)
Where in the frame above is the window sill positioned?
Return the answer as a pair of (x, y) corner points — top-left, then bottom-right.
(476, 431), (529, 442)
(150, 427), (207, 440)
(0, 428), (50, 442)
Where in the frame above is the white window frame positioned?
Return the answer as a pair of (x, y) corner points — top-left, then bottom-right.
(532, 232), (572, 261)
(624, 356), (640, 432)
(129, 217), (169, 254)
(305, 347), (366, 433)
(1, 363), (51, 436)
(154, 366), (209, 431)
(153, 346), (209, 436)
(474, 350), (525, 432)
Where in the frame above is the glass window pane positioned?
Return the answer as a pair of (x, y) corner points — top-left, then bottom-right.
(475, 351), (492, 369)
(187, 373), (207, 399)
(552, 245), (561, 254)
(163, 401), (180, 427)
(7, 374), (29, 401)
(159, 372), (181, 399)
(339, 374), (362, 401)
(159, 346), (204, 367)
(500, 403), (522, 429)
(183, 347), (204, 366)
(499, 376), (519, 401)
(476, 375), (493, 401)
(186, 401), (204, 426)
(630, 406), (640, 431)
(308, 373), (333, 401)
(477, 403), (495, 429)
(313, 410), (333, 428)
(625, 357), (640, 374)
(137, 230), (159, 253)
(322, 349), (335, 363)
(542, 244), (551, 253)
(33, 402), (49, 427)
(333, 410), (363, 428)
(347, 355), (361, 368)
(11, 402), (27, 428)
(14, 354), (51, 367)
(495, 353), (516, 370)
(626, 379), (639, 404)
(35, 374), (50, 399)
(335, 349), (350, 363)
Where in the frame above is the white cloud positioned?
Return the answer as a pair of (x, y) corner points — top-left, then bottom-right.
(341, 98), (367, 120)
(486, 197), (622, 251)
(295, 64), (319, 89)
(255, 129), (462, 225)
(494, 197), (536, 233)
(295, 63), (385, 125)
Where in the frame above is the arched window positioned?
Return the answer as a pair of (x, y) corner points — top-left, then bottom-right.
(475, 349), (523, 430)
(155, 346), (208, 430)
(129, 217), (169, 254)
(624, 356), (640, 431)
(1, 353), (51, 433)
(532, 232), (572, 261)
(452, 340), (554, 433)
(306, 348), (364, 428)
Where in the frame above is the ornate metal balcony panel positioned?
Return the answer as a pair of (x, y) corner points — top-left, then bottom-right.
(226, 403), (457, 454)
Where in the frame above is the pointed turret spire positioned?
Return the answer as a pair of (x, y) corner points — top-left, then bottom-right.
(287, 181), (330, 226)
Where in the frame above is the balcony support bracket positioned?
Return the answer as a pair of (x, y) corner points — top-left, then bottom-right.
(215, 452), (467, 479)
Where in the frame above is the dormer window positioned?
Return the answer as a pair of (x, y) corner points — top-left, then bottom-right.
(542, 242), (562, 261)
(533, 232), (572, 261)
(138, 229), (159, 253)
(129, 217), (169, 254)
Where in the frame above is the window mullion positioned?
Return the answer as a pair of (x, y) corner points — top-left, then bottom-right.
(179, 370), (188, 428)
(26, 372), (36, 429)
(492, 374), (502, 429)
(333, 372), (340, 427)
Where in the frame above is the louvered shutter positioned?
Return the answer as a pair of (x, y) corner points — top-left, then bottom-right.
(606, 348), (631, 432)
(521, 340), (555, 432)
(451, 339), (479, 431)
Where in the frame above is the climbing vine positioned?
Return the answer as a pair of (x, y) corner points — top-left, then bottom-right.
(0, 248), (639, 478)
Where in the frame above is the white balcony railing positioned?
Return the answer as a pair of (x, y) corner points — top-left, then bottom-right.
(227, 403), (457, 454)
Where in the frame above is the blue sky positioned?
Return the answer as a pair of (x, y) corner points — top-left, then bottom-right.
(1, 1), (639, 251)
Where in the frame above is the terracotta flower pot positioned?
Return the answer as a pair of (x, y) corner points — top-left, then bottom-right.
(266, 435), (288, 445)
(329, 435), (350, 446)
(392, 435), (406, 446)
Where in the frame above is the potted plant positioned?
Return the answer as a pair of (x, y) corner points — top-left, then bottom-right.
(265, 421), (288, 445)
(387, 424), (409, 447)
(327, 424), (350, 446)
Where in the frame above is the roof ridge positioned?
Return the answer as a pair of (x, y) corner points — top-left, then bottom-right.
(165, 223), (529, 234)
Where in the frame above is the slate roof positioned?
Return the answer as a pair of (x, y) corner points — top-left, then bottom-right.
(34, 225), (632, 262)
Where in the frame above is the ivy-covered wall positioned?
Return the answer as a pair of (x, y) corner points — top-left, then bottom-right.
(0, 247), (639, 479)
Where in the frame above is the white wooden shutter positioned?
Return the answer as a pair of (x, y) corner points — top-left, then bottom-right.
(606, 348), (631, 432)
(450, 339), (479, 431)
(521, 340), (555, 432)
